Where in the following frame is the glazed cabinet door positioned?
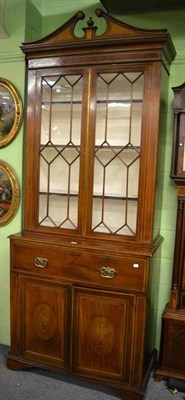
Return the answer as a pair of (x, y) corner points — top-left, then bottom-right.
(25, 67), (87, 234)
(25, 63), (157, 243)
(86, 67), (144, 239)
(16, 275), (71, 370)
(72, 287), (135, 384)
(85, 64), (161, 243)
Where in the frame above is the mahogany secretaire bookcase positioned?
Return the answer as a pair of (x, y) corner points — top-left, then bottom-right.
(7, 9), (176, 400)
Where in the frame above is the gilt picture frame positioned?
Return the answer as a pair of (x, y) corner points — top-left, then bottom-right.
(0, 160), (20, 226)
(0, 77), (23, 148)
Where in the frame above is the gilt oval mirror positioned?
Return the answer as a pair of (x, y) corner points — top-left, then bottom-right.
(0, 160), (20, 226)
(0, 77), (23, 148)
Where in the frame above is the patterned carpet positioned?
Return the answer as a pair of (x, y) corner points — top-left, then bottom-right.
(0, 344), (184, 400)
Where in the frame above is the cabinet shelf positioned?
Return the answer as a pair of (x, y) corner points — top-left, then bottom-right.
(41, 99), (143, 106)
(39, 191), (138, 201)
(40, 144), (141, 150)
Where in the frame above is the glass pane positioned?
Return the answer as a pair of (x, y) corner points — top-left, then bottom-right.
(39, 195), (78, 229)
(92, 71), (144, 236)
(39, 74), (82, 230)
(92, 198), (137, 235)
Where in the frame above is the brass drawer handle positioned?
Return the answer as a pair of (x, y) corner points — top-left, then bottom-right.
(100, 266), (117, 279)
(34, 257), (48, 268)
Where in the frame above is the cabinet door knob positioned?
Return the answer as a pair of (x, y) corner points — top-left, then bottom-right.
(34, 257), (48, 268)
(100, 266), (117, 279)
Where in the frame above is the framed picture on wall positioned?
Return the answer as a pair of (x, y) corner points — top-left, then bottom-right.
(0, 77), (23, 148)
(0, 160), (20, 226)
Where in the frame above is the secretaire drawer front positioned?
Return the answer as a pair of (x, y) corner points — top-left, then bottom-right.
(83, 254), (147, 292)
(11, 242), (147, 292)
(11, 243), (72, 275)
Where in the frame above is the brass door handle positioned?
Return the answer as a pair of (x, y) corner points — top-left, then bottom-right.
(100, 266), (117, 279)
(34, 257), (48, 268)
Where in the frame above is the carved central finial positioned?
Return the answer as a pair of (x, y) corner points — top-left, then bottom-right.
(87, 17), (94, 28)
(82, 16), (97, 39)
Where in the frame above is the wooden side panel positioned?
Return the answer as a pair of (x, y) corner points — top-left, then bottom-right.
(132, 296), (146, 386)
(19, 276), (71, 370)
(164, 321), (185, 371)
(9, 273), (19, 355)
(155, 309), (185, 381)
(72, 287), (135, 384)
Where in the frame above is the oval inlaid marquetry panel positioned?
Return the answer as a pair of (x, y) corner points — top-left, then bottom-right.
(33, 303), (57, 340)
(89, 317), (115, 355)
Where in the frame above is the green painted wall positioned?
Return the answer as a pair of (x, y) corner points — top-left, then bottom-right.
(0, 0), (41, 344)
(0, 0), (185, 355)
(0, 0), (26, 345)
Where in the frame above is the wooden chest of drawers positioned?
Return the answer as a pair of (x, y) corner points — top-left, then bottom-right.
(8, 234), (148, 393)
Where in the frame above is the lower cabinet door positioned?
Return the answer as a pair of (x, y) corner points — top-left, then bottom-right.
(18, 275), (71, 370)
(72, 286), (135, 384)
